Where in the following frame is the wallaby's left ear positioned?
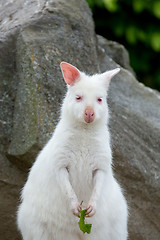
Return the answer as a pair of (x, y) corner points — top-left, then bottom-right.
(101, 68), (120, 87)
(60, 62), (80, 85)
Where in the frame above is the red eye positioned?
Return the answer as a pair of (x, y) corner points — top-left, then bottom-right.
(76, 95), (82, 102)
(97, 97), (102, 103)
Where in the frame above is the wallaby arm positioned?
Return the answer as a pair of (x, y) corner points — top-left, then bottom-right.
(86, 169), (105, 217)
(58, 167), (81, 217)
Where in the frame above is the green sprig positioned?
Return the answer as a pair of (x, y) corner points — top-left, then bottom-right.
(78, 209), (92, 234)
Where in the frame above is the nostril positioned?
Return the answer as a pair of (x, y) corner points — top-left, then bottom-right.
(85, 111), (94, 117)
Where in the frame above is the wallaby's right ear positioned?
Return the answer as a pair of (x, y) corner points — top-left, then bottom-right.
(60, 62), (80, 85)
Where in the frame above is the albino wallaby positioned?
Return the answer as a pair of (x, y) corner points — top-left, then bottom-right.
(17, 62), (128, 240)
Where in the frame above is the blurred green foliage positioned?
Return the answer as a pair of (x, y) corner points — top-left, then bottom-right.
(86, 0), (160, 91)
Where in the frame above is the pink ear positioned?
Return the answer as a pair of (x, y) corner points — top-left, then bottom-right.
(60, 62), (80, 85)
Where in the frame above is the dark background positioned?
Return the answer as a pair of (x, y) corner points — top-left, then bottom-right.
(86, 0), (160, 91)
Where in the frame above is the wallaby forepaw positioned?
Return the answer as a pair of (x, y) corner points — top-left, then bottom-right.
(86, 203), (96, 217)
(71, 201), (82, 217)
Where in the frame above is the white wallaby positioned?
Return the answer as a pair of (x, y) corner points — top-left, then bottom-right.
(17, 62), (128, 240)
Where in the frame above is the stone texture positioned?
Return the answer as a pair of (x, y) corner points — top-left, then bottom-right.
(98, 37), (160, 240)
(0, 0), (160, 239)
(97, 35), (134, 74)
(1, 0), (98, 170)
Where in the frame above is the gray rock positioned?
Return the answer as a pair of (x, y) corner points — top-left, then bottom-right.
(98, 37), (160, 240)
(0, 0), (160, 239)
(97, 35), (134, 74)
(2, 0), (99, 170)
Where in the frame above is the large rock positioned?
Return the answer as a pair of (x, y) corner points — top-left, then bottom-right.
(97, 35), (134, 74)
(1, 0), (98, 170)
(98, 35), (160, 240)
(0, 0), (160, 239)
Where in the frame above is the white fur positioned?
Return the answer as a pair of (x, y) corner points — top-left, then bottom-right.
(17, 64), (128, 240)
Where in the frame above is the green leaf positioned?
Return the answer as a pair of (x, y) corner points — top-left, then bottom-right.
(125, 26), (137, 45)
(132, 0), (145, 13)
(103, 0), (118, 12)
(150, 32), (160, 51)
(153, 1), (160, 19)
(78, 209), (92, 234)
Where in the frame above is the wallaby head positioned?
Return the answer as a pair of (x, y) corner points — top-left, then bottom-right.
(60, 62), (120, 125)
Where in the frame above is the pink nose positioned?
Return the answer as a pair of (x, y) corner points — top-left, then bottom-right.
(84, 107), (95, 123)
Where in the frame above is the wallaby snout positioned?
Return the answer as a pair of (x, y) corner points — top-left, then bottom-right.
(84, 106), (95, 123)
